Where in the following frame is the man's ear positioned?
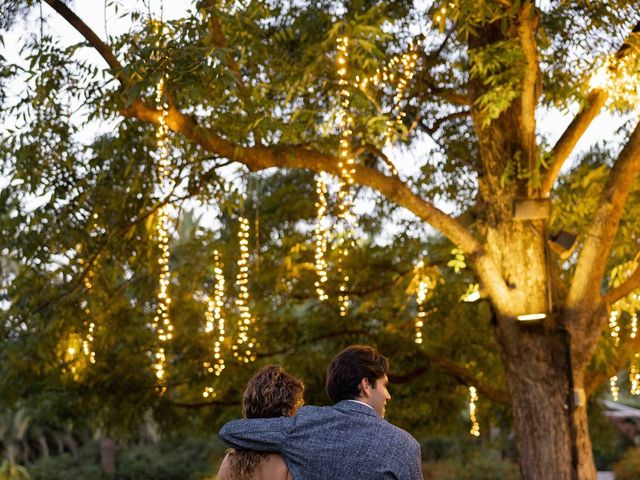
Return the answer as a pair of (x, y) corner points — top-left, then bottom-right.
(358, 378), (371, 398)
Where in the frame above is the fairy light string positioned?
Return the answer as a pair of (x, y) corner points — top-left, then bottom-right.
(413, 260), (432, 344)
(631, 354), (640, 396)
(81, 257), (96, 365)
(64, 229), (100, 380)
(469, 386), (480, 437)
(232, 216), (257, 363)
(354, 40), (421, 176)
(203, 249), (227, 398)
(336, 34), (356, 317)
(314, 174), (329, 301)
(610, 375), (620, 401)
(415, 277), (429, 344)
(151, 74), (174, 393)
(384, 42), (419, 155)
(609, 309), (621, 347)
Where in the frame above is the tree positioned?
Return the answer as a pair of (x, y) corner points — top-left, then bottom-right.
(2, 1), (640, 479)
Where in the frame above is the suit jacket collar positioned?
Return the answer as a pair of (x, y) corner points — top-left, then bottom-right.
(334, 399), (379, 418)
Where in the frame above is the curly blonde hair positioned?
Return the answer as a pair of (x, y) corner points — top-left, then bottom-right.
(226, 365), (304, 480)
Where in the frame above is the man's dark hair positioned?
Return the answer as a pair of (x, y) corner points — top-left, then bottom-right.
(326, 345), (389, 403)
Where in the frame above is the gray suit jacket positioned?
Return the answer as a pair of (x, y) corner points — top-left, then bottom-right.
(219, 400), (423, 480)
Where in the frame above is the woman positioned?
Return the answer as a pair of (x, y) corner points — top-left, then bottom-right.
(216, 365), (304, 480)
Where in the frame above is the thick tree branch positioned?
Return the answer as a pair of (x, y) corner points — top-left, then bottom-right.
(517, 2), (540, 193)
(352, 144), (398, 177)
(167, 398), (240, 409)
(397, 350), (510, 404)
(567, 121), (640, 314)
(425, 84), (471, 106)
(541, 22), (640, 196)
(540, 90), (608, 196)
(43, 0), (122, 72)
(603, 257), (640, 306)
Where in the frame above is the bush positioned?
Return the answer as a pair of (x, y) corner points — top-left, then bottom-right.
(0, 461), (31, 480)
(28, 443), (106, 480)
(28, 437), (224, 480)
(613, 447), (640, 480)
(117, 437), (219, 480)
(423, 454), (520, 480)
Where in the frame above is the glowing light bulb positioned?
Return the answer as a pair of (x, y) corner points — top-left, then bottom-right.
(631, 354), (640, 396)
(415, 277), (430, 344)
(609, 310), (621, 347)
(469, 386), (480, 437)
(610, 375), (620, 401)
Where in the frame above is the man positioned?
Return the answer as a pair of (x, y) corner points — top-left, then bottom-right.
(219, 345), (423, 480)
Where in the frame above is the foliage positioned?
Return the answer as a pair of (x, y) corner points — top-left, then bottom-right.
(469, 40), (525, 127)
(2, 1), (640, 477)
(588, 395), (632, 470)
(423, 453), (520, 480)
(613, 447), (640, 480)
(0, 462), (30, 480)
(28, 436), (224, 480)
(0, 406), (84, 467)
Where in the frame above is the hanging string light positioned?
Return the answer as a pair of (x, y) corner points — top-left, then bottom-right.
(414, 279), (428, 344)
(335, 34), (356, 317)
(232, 216), (256, 363)
(151, 74), (174, 393)
(203, 250), (227, 398)
(631, 312), (638, 339)
(434, 3), (450, 23)
(609, 309), (621, 347)
(337, 241), (351, 317)
(355, 40), (422, 176)
(81, 263), (96, 365)
(631, 354), (640, 396)
(411, 259), (438, 344)
(415, 274), (429, 345)
(469, 386), (480, 437)
(62, 333), (83, 382)
(336, 35), (355, 199)
(610, 375), (620, 401)
(314, 174), (329, 301)
(384, 42), (419, 156)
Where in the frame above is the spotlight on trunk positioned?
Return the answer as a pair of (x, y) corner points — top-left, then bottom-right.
(517, 313), (547, 323)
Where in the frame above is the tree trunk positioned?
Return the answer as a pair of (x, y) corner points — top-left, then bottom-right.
(497, 326), (598, 480)
(499, 325), (574, 480)
(37, 435), (49, 458)
(487, 222), (598, 480)
(572, 377), (598, 479)
(100, 437), (116, 477)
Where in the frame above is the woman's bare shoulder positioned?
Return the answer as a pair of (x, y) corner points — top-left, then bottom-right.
(256, 453), (290, 480)
(216, 453), (231, 480)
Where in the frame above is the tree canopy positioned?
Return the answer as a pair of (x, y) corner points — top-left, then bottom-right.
(2, 1), (640, 479)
